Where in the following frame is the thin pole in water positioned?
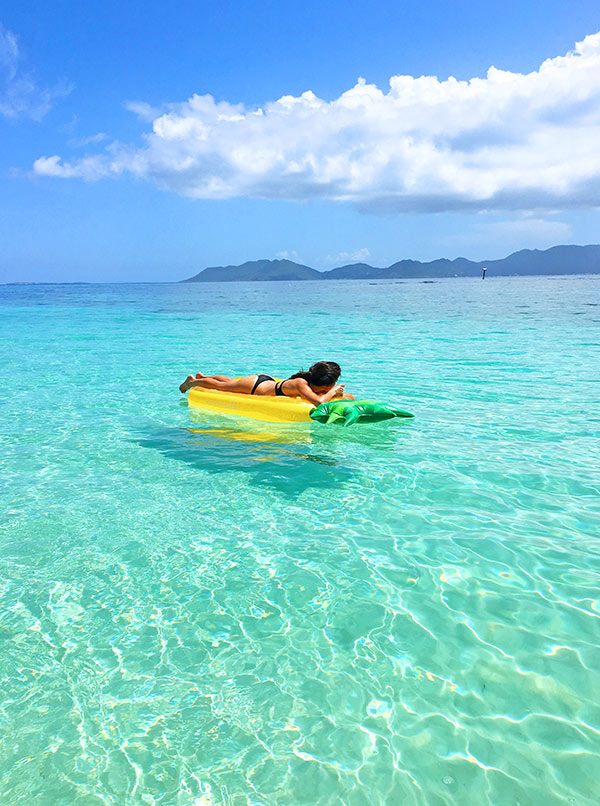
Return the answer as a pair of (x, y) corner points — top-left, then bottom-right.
(482, 266), (487, 280)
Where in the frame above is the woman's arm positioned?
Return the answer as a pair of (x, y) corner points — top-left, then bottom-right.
(291, 379), (346, 405)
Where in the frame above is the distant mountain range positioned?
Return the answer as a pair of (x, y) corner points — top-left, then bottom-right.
(181, 244), (600, 282)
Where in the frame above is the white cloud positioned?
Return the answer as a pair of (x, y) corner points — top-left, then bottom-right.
(33, 154), (97, 179)
(0, 23), (71, 120)
(123, 100), (164, 121)
(487, 214), (572, 241)
(275, 250), (300, 260)
(441, 213), (573, 257)
(33, 33), (600, 213)
(322, 248), (371, 267)
(68, 132), (108, 147)
(0, 24), (18, 81)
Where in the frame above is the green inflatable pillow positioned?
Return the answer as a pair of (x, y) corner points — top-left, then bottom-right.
(309, 399), (414, 427)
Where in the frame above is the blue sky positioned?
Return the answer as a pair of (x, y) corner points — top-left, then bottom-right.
(1, 0), (600, 282)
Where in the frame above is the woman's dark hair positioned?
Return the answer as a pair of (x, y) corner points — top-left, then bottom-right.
(290, 361), (341, 387)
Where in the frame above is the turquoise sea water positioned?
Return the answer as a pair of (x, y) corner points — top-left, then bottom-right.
(1, 276), (599, 806)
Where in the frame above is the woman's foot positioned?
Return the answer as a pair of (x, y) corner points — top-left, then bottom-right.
(179, 374), (195, 393)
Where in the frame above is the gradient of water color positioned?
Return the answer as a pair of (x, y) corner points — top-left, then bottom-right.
(1, 276), (599, 806)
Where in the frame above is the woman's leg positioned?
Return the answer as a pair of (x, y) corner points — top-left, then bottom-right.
(195, 372), (230, 381)
(180, 374), (256, 394)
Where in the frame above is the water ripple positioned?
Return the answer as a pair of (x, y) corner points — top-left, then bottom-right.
(1, 278), (599, 804)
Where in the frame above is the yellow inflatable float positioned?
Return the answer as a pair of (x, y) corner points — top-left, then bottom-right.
(186, 382), (313, 424)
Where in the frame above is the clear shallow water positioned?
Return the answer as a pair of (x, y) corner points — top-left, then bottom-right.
(1, 276), (599, 806)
